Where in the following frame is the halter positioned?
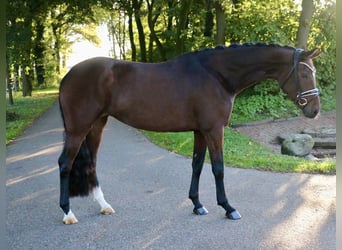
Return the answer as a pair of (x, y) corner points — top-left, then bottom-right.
(281, 49), (319, 107)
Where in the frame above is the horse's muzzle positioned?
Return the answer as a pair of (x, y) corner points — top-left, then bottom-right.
(303, 104), (320, 118)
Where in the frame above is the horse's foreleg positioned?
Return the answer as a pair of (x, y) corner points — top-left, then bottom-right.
(205, 127), (241, 220)
(58, 134), (85, 224)
(87, 116), (114, 215)
(189, 131), (208, 215)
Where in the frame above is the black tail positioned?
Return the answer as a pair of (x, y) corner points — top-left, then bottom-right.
(68, 140), (98, 197)
(59, 89), (98, 198)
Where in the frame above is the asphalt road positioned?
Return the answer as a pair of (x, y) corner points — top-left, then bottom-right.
(6, 104), (336, 250)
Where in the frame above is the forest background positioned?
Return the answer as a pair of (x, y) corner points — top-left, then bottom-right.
(6, 0), (336, 121)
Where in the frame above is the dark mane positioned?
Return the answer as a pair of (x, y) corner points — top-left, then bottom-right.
(216, 42), (295, 50)
(190, 42), (296, 57)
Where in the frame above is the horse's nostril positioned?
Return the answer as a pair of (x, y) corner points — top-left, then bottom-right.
(311, 109), (320, 118)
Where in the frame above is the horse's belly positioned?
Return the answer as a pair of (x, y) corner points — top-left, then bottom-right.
(112, 106), (196, 132)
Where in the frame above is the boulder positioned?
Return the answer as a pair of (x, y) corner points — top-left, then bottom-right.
(281, 134), (314, 157)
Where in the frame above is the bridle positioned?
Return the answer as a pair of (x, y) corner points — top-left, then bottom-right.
(281, 49), (319, 107)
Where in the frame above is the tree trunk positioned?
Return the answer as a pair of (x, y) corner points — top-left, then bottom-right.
(147, 0), (166, 61)
(6, 55), (14, 105)
(132, 0), (147, 62)
(204, 0), (214, 37)
(127, 8), (136, 61)
(214, 1), (225, 45)
(34, 21), (45, 86)
(22, 68), (33, 97)
(296, 0), (315, 49)
(176, 0), (193, 54)
(52, 23), (61, 75)
(6, 78), (14, 105)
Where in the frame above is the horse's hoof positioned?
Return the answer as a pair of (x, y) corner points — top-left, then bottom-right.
(101, 206), (115, 215)
(63, 210), (78, 225)
(193, 206), (209, 215)
(226, 210), (242, 220)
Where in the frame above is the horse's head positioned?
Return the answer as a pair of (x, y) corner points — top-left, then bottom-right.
(280, 48), (321, 118)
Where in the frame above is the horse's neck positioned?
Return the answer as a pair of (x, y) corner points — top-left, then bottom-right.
(205, 49), (292, 94)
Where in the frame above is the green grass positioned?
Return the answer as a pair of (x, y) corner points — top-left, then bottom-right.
(6, 88), (59, 144)
(143, 128), (335, 174)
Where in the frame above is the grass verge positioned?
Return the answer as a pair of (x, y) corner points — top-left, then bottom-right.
(143, 128), (335, 174)
(6, 88), (59, 144)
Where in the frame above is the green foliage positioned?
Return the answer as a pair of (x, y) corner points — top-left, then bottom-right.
(6, 0), (102, 91)
(231, 80), (336, 125)
(310, 1), (336, 88)
(143, 128), (335, 174)
(6, 88), (59, 144)
(227, 0), (299, 44)
(231, 81), (301, 124)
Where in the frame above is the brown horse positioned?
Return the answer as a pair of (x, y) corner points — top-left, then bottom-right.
(58, 43), (320, 224)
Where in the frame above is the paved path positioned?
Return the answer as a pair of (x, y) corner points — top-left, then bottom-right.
(6, 104), (336, 250)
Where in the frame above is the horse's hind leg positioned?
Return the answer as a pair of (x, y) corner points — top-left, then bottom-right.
(86, 116), (115, 215)
(58, 133), (86, 224)
(189, 131), (209, 215)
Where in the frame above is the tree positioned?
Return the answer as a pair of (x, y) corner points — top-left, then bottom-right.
(6, 52), (14, 105)
(50, 2), (100, 74)
(214, 0), (225, 45)
(104, 1), (137, 61)
(146, 0), (166, 61)
(107, 9), (127, 59)
(132, 0), (147, 62)
(7, 0), (35, 96)
(204, 0), (214, 37)
(6, 0), (103, 96)
(296, 0), (315, 49)
(176, 0), (193, 54)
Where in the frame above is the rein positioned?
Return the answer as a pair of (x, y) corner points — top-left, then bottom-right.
(281, 49), (319, 107)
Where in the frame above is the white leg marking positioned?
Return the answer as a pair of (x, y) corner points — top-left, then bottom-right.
(93, 186), (115, 215)
(63, 210), (78, 225)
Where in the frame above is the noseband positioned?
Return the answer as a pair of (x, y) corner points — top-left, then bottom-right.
(281, 49), (319, 107)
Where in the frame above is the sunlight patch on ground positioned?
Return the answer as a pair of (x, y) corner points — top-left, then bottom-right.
(261, 175), (336, 249)
(6, 165), (59, 186)
(6, 145), (62, 165)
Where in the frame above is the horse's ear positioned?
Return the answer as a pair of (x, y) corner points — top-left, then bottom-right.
(302, 48), (321, 59)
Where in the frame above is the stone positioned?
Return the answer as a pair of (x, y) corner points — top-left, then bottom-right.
(277, 133), (294, 143)
(281, 134), (314, 157)
(313, 137), (336, 149)
(302, 126), (336, 138)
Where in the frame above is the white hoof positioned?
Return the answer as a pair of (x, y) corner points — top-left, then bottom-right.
(101, 205), (115, 215)
(63, 210), (78, 225)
